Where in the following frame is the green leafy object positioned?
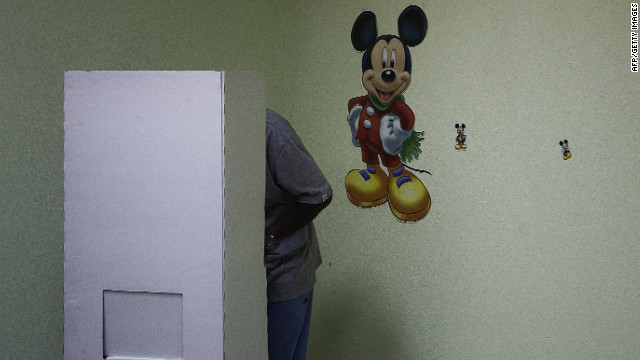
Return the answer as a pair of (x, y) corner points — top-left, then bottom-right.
(400, 130), (424, 163)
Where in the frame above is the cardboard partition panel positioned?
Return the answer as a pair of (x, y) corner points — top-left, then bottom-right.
(64, 71), (267, 360)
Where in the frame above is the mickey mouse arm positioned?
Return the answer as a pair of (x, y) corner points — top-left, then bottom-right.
(391, 101), (415, 131)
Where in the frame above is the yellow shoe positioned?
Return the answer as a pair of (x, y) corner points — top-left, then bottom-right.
(387, 165), (431, 222)
(455, 145), (461, 150)
(461, 144), (467, 150)
(345, 164), (388, 207)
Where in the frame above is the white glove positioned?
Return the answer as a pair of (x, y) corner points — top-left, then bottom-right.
(380, 112), (412, 155)
(347, 105), (362, 147)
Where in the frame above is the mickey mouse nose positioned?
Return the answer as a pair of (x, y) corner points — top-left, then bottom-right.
(382, 70), (396, 83)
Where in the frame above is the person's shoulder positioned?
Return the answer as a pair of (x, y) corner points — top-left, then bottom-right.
(266, 108), (297, 139)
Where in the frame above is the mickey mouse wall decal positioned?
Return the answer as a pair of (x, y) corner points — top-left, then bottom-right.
(559, 139), (571, 160)
(345, 5), (430, 222)
(455, 123), (467, 151)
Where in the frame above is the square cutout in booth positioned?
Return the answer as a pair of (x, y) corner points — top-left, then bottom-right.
(103, 290), (183, 360)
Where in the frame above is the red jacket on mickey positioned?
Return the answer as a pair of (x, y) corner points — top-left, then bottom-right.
(348, 95), (414, 150)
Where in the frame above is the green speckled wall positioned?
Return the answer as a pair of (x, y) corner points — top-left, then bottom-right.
(1, 1), (639, 359)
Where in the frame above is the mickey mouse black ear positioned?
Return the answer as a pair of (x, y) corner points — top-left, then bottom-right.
(398, 5), (428, 47)
(352, 11), (378, 51)
(455, 124), (460, 129)
(564, 139), (568, 144)
(461, 123), (466, 128)
(559, 141), (564, 146)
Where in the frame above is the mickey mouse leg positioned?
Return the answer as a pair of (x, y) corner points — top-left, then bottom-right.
(386, 162), (431, 222)
(345, 164), (388, 207)
(345, 144), (388, 207)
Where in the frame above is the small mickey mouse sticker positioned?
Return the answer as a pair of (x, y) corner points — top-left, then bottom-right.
(559, 139), (571, 160)
(455, 123), (467, 151)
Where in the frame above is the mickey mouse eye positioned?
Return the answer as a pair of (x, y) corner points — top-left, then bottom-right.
(390, 49), (396, 68)
(382, 48), (388, 68)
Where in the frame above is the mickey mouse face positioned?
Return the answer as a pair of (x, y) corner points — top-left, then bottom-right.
(362, 37), (411, 105)
(352, 6), (428, 106)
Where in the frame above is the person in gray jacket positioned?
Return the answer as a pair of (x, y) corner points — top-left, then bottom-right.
(264, 109), (333, 360)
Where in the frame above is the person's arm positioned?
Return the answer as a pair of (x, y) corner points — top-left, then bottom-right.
(265, 196), (332, 253)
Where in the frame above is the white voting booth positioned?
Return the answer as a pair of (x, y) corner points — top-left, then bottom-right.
(64, 71), (268, 360)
